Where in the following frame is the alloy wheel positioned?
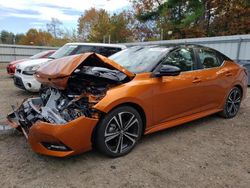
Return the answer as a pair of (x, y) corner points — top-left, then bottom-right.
(104, 112), (140, 154)
(226, 88), (241, 117)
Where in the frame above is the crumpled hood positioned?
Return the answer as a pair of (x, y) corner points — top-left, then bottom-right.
(35, 53), (135, 89)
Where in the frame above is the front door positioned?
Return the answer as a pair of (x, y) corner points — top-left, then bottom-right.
(152, 47), (206, 124)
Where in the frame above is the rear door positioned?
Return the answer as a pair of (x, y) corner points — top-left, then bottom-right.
(193, 47), (232, 109)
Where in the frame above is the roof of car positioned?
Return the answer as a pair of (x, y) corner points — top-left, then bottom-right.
(65, 43), (127, 49)
(130, 44), (225, 53)
(131, 44), (205, 48)
(128, 44), (232, 61)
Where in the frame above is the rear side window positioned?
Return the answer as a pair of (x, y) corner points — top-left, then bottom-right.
(97, 47), (122, 57)
(162, 48), (195, 72)
(73, 46), (122, 57)
(197, 49), (224, 68)
(73, 46), (95, 54)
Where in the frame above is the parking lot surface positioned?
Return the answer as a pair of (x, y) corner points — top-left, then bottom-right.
(0, 64), (249, 188)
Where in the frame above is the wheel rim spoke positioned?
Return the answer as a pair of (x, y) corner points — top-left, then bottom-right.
(124, 133), (136, 145)
(118, 113), (124, 129)
(231, 104), (236, 114)
(119, 135), (124, 153)
(114, 135), (122, 153)
(229, 91), (234, 101)
(124, 114), (134, 129)
(113, 116), (122, 130)
(227, 95), (234, 102)
(124, 131), (138, 138)
(235, 97), (241, 104)
(105, 132), (120, 143)
(228, 103), (233, 113)
(124, 118), (138, 131)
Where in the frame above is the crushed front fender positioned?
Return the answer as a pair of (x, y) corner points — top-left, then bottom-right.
(7, 105), (99, 157)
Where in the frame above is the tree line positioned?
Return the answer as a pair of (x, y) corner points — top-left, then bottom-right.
(0, 18), (70, 46)
(131, 0), (249, 39)
(0, 0), (249, 46)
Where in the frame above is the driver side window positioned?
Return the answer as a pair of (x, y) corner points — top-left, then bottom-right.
(162, 48), (195, 72)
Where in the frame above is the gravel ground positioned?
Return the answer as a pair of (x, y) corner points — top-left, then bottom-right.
(0, 65), (249, 188)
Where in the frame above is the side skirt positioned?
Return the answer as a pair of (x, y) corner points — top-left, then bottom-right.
(144, 108), (222, 135)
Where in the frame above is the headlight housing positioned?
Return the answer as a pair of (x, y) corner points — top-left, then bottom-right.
(23, 65), (40, 75)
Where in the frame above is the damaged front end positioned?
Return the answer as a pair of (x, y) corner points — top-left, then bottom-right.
(7, 87), (103, 133)
(7, 53), (134, 156)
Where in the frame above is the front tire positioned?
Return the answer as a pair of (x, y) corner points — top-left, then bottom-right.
(95, 106), (143, 157)
(219, 87), (242, 118)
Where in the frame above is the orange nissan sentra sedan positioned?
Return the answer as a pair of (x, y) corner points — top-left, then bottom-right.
(7, 45), (248, 157)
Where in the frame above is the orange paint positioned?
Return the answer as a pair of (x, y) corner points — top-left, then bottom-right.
(7, 52), (248, 157)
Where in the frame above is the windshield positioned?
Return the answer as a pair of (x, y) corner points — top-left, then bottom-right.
(49, 45), (79, 59)
(109, 46), (170, 73)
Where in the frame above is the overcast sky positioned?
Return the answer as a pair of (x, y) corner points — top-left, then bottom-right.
(0, 0), (131, 34)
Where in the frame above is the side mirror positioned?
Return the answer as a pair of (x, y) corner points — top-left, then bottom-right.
(154, 65), (181, 77)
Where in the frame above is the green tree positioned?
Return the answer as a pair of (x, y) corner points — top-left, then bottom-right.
(131, 0), (250, 39)
(210, 0), (250, 36)
(88, 9), (111, 42)
(132, 0), (206, 38)
(0, 30), (15, 44)
(109, 12), (136, 43)
(18, 29), (53, 46)
(77, 8), (100, 41)
(77, 8), (156, 42)
(17, 28), (69, 46)
(15, 33), (25, 44)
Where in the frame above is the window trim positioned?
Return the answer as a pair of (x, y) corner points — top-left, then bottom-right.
(194, 47), (225, 70)
(152, 47), (198, 74)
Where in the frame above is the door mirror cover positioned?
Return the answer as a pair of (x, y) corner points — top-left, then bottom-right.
(154, 65), (181, 77)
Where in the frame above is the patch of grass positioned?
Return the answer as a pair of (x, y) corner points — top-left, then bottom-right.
(0, 63), (8, 69)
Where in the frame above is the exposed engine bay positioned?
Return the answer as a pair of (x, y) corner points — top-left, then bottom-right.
(7, 63), (130, 131)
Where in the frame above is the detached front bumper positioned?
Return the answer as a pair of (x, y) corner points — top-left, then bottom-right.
(7, 112), (98, 157)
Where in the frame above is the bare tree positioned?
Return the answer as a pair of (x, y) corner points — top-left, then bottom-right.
(46, 18), (63, 39)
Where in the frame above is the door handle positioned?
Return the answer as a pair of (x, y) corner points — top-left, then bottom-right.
(192, 77), (201, 83)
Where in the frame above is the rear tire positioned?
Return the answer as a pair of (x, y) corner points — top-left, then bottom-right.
(219, 87), (242, 118)
(95, 106), (143, 157)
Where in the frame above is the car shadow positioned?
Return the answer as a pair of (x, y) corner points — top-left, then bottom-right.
(34, 113), (221, 163)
